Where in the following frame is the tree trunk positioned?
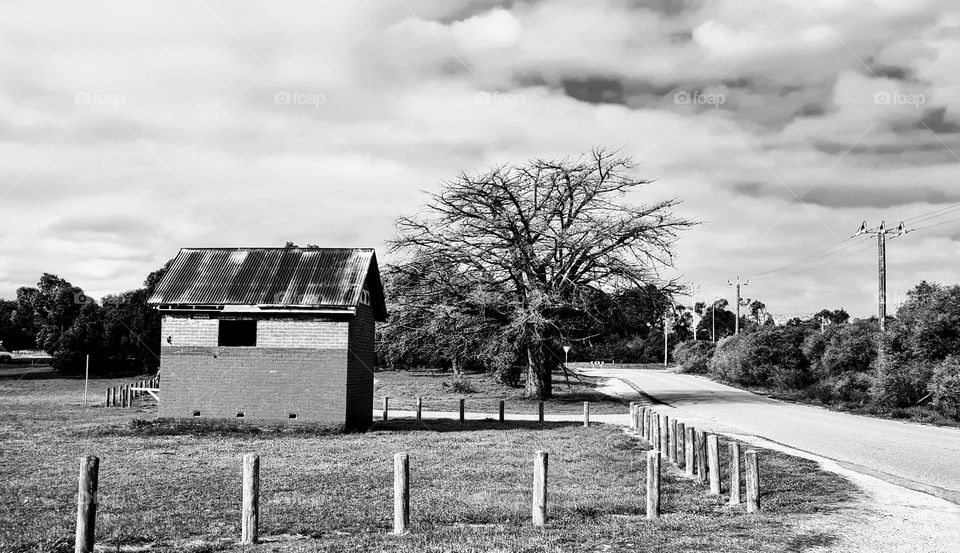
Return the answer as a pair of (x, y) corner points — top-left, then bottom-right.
(524, 342), (552, 399)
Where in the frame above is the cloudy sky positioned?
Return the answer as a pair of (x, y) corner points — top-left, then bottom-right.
(1, 0), (959, 319)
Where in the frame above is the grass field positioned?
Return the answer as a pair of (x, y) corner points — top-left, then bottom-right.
(0, 366), (859, 553)
(372, 368), (630, 416)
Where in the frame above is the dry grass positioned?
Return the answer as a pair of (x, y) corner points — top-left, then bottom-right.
(0, 366), (859, 553)
(373, 369), (629, 416)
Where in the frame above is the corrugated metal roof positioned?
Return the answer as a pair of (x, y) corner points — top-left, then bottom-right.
(148, 248), (386, 318)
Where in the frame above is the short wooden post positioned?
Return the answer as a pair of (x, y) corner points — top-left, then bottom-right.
(75, 455), (99, 553)
(695, 430), (707, 484)
(538, 401), (544, 423)
(707, 434), (721, 495)
(628, 403), (636, 431)
(643, 407), (653, 443)
(745, 450), (760, 513)
(126, 385), (131, 408)
(394, 452), (409, 534)
(676, 422), (686, 469)
(659, 414), (669, 454)
(498, 400), (505, 422)
(583, 402), (590, 427)
(684, 426), (695, 477)
(459, 398), (465, 423)
(650, 413), (660, 450)
(104, 388), (110, 407)
(382, 396), (389, 421)
(416, 397), (422, 421)
(241, 453), (259, 544)
(669, 419), (678, 464)
(639, 407), (646, 438)
(532, 450), (548, 526)
(646, 450), (660, 520)
(729, 442), (742, 505)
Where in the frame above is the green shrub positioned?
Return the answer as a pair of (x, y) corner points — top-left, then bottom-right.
(871, 353), (933, 408)
(832, 372), (873, 404)
(709, 327), (811, 390)
(930, 356), (960, 419)
(673, 340), (715, 374)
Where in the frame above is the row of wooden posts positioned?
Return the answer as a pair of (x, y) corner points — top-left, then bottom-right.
(72, 402), (758, 552)
(630, 402), (761, 518)
(104, 376), (159, 408)
(380, 396), (590, 426)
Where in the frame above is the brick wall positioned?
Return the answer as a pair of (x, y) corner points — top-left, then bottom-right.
(345, 298), (375, 429)
(158, 313), (358, 425)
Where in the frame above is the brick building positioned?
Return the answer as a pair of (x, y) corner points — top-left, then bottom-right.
(148, 247), (386, 429)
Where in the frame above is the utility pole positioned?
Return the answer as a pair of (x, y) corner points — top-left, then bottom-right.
(691, 285), (701, 342)
(727, 277), (749, 335)
(854, 221), (911, 332)
(663, 310), (672, 367)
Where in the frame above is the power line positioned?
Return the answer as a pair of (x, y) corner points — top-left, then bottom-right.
(754, 237), (859, 277)
(752, 238), (875, 281)
(904, 202), (960, 224)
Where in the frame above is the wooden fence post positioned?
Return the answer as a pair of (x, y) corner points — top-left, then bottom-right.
(382, 397), (389, 421)
(583, 402), (590, 427)
(241, 453), (259, 545)
(538, 401), (544, 424)
(394, 452), (409, 534)
(532, 450), (548, 526)
(707, 435), (721, 495)
(498, 400), (505, 422)
(652, 413), (661, 450)
(126, 385), (131, 408)
(676, 422), (686, 470)
(669, 419), (678, 464)
(643, 409), (651, 442)
(745, 450), (760, 513)
(459, 399), (465, 423)
(104, 388), (109, 408)
(684, 426), (695, 477)
(646, 450), (660, 520)
(628, 403), (636, 431)
(729, 442), (742, 505)
(416, 397), (422, 421)
(113, 387), (118, 407)
(695, 430), (707, 484)
(74, 455), (99, 553)
(659, 414), (669, 454)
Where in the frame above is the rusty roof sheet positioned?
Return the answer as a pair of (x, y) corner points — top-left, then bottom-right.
(148, 248), (386, 318)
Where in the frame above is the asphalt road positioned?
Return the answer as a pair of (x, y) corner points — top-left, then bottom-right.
(581, 367), (960, 504)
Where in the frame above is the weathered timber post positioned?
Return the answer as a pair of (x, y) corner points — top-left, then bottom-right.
(695, 430), (708, 484)
(416, 397), (422, 421)
(676, 422), (686, 469)
(394, 452), (409, 534)
(707, 434), (721, 495)
(659, 414), (669, 454)
(538, 401), (544, 424)
(684, 426), (695, 477)
(241, 453), (259, 545)
(498, 400), (505, 422)
(104, 388), (110, 407)
(459, 399), (465, 423)
(532, 450), (548, 526)
(583, 402), (590, 427)
(669, 419), (678, 464)
(629, 403), (636, 431)
(382, 397), (389, 421)
(646, 450), (660, 520)
(75, 455), (99, 553)
(729, 442), (742, 505)
(745, 450), (760, 513)
(643, 409), (651, 442)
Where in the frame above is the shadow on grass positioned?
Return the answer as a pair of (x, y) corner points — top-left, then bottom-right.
(366, 418), (582, 433)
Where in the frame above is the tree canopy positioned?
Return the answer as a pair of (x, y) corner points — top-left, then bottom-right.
(389, 149), (695, 397)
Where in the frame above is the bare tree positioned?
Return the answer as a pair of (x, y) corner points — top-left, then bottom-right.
(391, 149), (695, 398)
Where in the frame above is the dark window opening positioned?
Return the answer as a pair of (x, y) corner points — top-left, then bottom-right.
(218, 320), (257, 347)
(236, 412), (245, 418)
(289, 413), (298, 420)
(193, 410), (201, 417)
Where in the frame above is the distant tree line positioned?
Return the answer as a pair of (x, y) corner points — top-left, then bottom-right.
(0, 262), (170, 376)
(674, 281), (960, 423)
